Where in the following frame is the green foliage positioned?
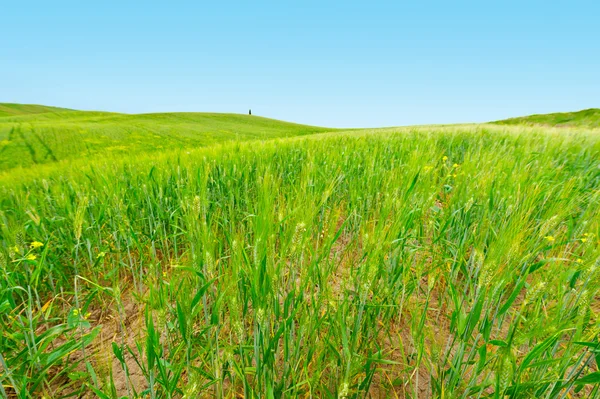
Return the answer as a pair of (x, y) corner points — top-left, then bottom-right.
(0, 112), (599, 398)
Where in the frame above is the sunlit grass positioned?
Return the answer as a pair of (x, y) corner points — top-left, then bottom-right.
(0, 106), (336, 171)
(1, 123), (599, 398)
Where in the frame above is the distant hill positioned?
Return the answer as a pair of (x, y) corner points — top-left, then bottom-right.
(493, 108), (600, 128)
(5, 102), (598, 171)
(0, 103), (73, 117)
(0, 104), (335, 170)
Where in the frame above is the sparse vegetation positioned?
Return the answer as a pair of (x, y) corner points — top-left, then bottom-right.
(1, 106), (599, 398)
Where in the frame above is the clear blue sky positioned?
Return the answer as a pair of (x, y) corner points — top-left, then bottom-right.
(2, 1), (599, 127)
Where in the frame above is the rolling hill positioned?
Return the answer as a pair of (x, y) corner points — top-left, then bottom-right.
(3, 104), (599, 172)
(1, 103), (600, 398)
(493, 108), (600, 128)
(0, 104), (336, 170)
(0, 103), (73, 117)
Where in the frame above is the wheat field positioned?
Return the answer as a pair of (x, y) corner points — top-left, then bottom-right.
(1, 106), (600, 398)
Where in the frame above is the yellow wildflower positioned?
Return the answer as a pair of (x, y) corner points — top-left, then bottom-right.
(424, 165), (433, 171)
(30, 241), (44, 249)
(544, 236), (555, 242)
(26, 254), (37, 261)
(453, 163), (459, 168)
(442, 156), (448, 162)
(576, 259), (583, 264)
(581, 238), (588, 243)
(97, 251), (106, 259)
(11, 246), (20, 254)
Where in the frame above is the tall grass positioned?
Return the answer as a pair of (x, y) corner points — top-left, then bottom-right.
(1, 125), (599, 398)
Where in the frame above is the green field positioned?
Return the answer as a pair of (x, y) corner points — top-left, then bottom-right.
(0, 105), (335, 171)
(493, 108), (600, 129)
(0, 104), (74, 118)
(1, 104), (600, 398)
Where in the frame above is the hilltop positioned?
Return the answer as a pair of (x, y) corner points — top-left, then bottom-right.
(0, 104), (335, 170)
(0, 103), (73, 117)
(493, 108), (600, 128)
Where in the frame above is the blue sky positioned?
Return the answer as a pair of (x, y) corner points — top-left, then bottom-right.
(2, 1), (599, 127)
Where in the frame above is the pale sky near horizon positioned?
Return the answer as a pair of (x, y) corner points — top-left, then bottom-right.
(2, 1), (599, 127)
